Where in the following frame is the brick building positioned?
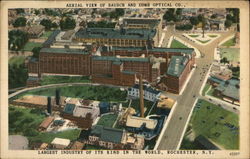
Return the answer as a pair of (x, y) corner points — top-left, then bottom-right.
(74, 28), (157, 47)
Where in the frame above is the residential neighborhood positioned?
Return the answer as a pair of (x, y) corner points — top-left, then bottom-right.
(8, 8), (240, 151)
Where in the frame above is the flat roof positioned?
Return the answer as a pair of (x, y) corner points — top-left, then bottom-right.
(126, 115), (157, 130)
(75, 28), (156, 40)
(123, 18), (160, 28)
(51, 138), (70, 146)
(92, 56), (149, 62)
(40, 48), (89, 55)
(100, 46), (194, 55)
(166, 56), (189, 77)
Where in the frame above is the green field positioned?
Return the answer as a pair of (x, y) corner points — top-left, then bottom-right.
(222, 37), (236, 47)
(41, 76), (91, 85)
(9, 56), (26, 66)
(97, 114), (118, 128)
(170, 39), (189, 49)
(12, 85), (127, 102)
(22, 42), (43, 52)
(220, 48), (239, 63)
(181, 99), (239, 150)
(41, 31), (53, 38)
(29, 129), (81, 144)
(202, 83), (211, 96)
(188, 34), (199, 38)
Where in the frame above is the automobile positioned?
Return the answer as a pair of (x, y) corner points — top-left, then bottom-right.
(209, 98), (212, 101)
(218, 104), (221, 107)
(193, 95), (196, 98)
(179, 117), (182, 120)
(233, 107), (237, 110)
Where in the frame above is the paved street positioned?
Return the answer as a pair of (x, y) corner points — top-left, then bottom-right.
(157, 27), (236, 150)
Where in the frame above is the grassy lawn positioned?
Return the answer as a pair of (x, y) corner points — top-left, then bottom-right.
(130, 99), (154, 116)
(197, 39), (211, 44)
(170, 39), (189, 49)
(220, 48), (239, 63)
(22, 42), (43, 52)
(97, 114), (118, 128)
(9, 105), (46, 135)
(182, 99), (239, 149)
(9, 105), (80, 145)
(202, 83), (211, 96)
(41, 76), (91, 85)
(208, 35), (218, 38)
(29, 129), (81, 144)
(85, 144), (106, 150)
(222, 37), (236, 47)
(41, 31), (53, 38)
(12, 85), (127, 102)
(9, 56), (26, 66)
(188, 34), (199, 38)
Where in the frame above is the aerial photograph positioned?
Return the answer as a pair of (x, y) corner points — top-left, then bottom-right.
(8, 8), (240, 150)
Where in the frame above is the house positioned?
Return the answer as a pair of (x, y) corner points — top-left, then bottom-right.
(51, 138), (70, 149)
(38, 117), (55, 131)
(86, 125), (144, 150)
(214, 78), (240, 104)
(70, 141), (85, 150)
(128, 84), (161, 102)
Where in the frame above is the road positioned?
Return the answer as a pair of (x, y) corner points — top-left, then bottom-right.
(157, 26), (236, 150)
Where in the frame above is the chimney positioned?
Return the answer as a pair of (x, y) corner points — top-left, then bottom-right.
(55, 89), (60, 105)
(139, 74), (144, 118)
(47, 96), (52, 114)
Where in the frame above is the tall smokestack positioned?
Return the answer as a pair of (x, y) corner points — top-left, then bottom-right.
(139, 74), (144, 118)
(55, 89), (60, 105)
(47, 96), (52, 114)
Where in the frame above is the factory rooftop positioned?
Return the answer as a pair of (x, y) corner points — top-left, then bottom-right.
(40, 47), (89, 55)
(166, 56), (189, 77)
(123, 18), (160, 29)
(92, 56), (149, 62)
(75, 28), (156, 40)
(90, 125), (123, 144)
(100, 46), (195, 55)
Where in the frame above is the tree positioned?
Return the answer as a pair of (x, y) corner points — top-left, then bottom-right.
(32, 47), (42, 59)
(8, 30), (28, 51)
(109, 9), (125, 19)
(12, 17), (27, 27)
(163, 10), (175, 22)
(176, 8), (182, 15)
(40, 19), (52, 30)
(224, 19), (232, 28)
(34, 9), (40, 15)
(51, 22), (58, 29)
(211, 14), (217, 19)
(190, 16), (199, 26)
(15, 9), (25, 15)
(60, 17), (76, 30)
(220, 57), (229, 64)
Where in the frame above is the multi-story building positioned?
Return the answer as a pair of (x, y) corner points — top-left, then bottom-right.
(85, 125), (144, 150)
(74, 28), (157, 47)
(128, 84), (161, 102)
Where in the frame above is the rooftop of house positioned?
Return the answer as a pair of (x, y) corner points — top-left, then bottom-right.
(39, 116), (55, 129)
(100, 46), (195, 55)
(90, 125), (124, 144)
(70, 141), (85, 150)
(73, 105), (100, 119)
(22, 25), (45, 34)
(40, 47), (89, 55)
(75, 28), (156, 40)
(126, 115), (157, 130)
(215, 78), (240, 100)
(166, 56), (189, 77)
(130, 84), (161, 95)
(92, 56), (149, 63)
(51, 137), (70, 147)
